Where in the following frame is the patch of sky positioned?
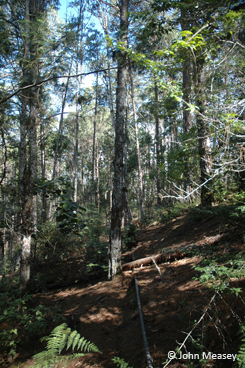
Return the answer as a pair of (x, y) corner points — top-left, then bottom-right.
(57, 0), (104, 88)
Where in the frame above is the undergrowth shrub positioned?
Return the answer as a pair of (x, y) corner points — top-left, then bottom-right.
(159, 201), (194, 222)
(161, 200), (245, 368)
(190, 221), (245, 367)
(122, 223), (138, 251)
(81, 208), (108, 274)
(34, 221), (84, 262)
(194, 258), (245, 295)
(0, 247), (21, 277)
(0, 280), (64, 359)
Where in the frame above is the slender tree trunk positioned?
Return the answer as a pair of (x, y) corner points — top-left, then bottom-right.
(154, 79), (161, 205)
(73, 3), (84, 203)
(19, 0), (40, 295)
(73, 104), (79, 203)
(100, 5), (115, 129)
(1, 188), (6, 258)
(81, 156), (84, 204)
(181, 11), (193, 199)
(108, 0), (128, 280)
(52, 60), (73, 181)
(96, 139), (100, 212)
(1, 126), (7, 258)
(129, 64), (144, 221)
(182, 56), (194, 198)
(40, 119), (47, 222)
(123, 92), (132, 227)
(91, 72), (98, 205)
(195, 59), (212, 207)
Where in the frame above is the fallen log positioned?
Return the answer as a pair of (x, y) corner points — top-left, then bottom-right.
(122, 254), (163, 271)
(122, 250), (186, 271)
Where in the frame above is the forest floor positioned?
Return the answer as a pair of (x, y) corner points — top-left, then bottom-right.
(4, 205), (245, 368)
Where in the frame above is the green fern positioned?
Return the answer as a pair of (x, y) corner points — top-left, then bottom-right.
(112, 356), (133, 368)
(31, 323), (100, 368)
(238, 324), (245, 367)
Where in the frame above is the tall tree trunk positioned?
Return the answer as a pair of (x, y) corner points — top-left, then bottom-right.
(1, 126), (7, 258)
(91, 72), (98, 205)
(1, 187), (6, 258)
(52, 59), (73, 181)
(182, 55), (194, 198)
(181, 10), (193, 199)
(129, 64), (144, 221)
(73, 2), (84, 203)
(96, 139), (100, 212)
(73, 103), (79, 203)
(19, 0), (40, 295)
(20, 99), (38, 295)
(99, 4), (115, 129)
(195, 59), (212, 207)
(40, 119), (47, 222)
(108, 0), (128, 280)
(154, 79), (161, 205)
(123, 92), (132, 227)
(81, 156), (84, 204)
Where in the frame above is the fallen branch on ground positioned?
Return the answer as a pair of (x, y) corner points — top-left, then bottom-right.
(122, 250), (186, 271)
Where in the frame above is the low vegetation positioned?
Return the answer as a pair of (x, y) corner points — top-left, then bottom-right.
(1, 190), (245, 367)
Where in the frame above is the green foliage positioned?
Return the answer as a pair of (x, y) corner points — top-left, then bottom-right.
(194, 259), (245, 295)
(35, 176), (86, 234)
(34, 221), (84, 262)
(159, 201), (192, 222)
(47, 131), (72, 159)
(31, 323), (100, 368)
(238, 321), (245, 367)
(81, 207), (104, 244)
(55, 192), (85, 234)
(0, 285), (63, 358)
(188, 206), (214, 222)
(112, 356), (133, 368)
(0, 248), (20, 277)
(122, 223), (138, 250)
(81, 208), (108, 274)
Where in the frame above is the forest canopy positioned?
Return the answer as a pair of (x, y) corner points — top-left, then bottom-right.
(0, 0), (245, 286)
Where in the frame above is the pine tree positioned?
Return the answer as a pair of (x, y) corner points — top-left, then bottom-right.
(108, 0), (129, 280)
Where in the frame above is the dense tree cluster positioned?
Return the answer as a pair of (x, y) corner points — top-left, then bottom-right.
(0, 0), (244, 287)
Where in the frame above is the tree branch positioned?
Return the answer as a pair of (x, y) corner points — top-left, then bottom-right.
(0, 67), (118, 105)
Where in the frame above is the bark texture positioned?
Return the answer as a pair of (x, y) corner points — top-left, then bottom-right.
(19, 0), (41, 294)
(108, 0), (128, 280)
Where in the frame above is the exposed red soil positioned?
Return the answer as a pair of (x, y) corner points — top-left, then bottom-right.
(3, 208), (245, 368)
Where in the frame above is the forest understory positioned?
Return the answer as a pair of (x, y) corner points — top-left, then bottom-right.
(1, 1), (245, 367)
(1, 204), (245, 368)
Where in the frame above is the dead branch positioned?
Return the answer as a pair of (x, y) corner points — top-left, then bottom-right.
(122, 250), (186, 271)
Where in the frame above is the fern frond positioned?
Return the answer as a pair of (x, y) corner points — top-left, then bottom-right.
(79, 336), (100, 353)
(112, 356), (133, 368)
(72, 331), (81, 350)
(238, 323), (245, 367)
(31, 323), (100, 368)
(67, 330), (79, 350)
(46, 323), (71, 355)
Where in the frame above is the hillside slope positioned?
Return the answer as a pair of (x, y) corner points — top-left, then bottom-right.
(6, 206), (245, 368)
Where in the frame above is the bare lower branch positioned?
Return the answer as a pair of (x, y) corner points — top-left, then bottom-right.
(0, 67), (118, 105)
(163, 293), (217, 368)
